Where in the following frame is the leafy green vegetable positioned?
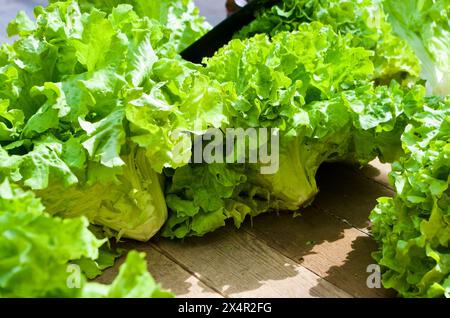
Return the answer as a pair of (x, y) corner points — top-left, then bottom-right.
(371, 96), (450, 298)
(82, 251), (173, 298)
(237, 0), (421, 85)
(35, 145), (169, 241)
(163, 164), (270, 238)
(0, 179), (172, 297)
(162, 24), (422, 238)
(0, 0), (223, 240)
(49, 0), (211, 53)
(383, 0), (450, 96)
(73, 245), (122, 280)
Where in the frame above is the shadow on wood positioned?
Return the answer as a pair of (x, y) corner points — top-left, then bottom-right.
(314, 162), (394, 233)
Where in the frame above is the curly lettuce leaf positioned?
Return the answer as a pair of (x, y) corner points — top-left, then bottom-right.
(0, 179), (172, 298)
(82, 251), (174, 298)
(37, 145), (168, 241)
(162, 163), (271, 239)
(208, 23), (375, 130)
(125, 58), (229, 173)
(48, 0), (211, 52)
(370, 96), (450, 298)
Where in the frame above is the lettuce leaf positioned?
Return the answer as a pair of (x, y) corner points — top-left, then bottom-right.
(48, 0), (211, 52)
(371, 96), (450, 298)
(383, 0), (450, 96)
(0, 179), (172, 298)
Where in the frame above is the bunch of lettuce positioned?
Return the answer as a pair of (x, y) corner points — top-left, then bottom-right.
(236, 0), (421, 85)
(371, 96), (450, 297)
(383, 0), (450, 96)
(1, 0), (224, 241)
(0, 0), (215, 297)
(162, 23), (424, 238)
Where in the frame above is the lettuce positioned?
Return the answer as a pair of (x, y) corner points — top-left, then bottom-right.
(0, 179), (172, 297)
(0, 1), (222, 241)
(48, 0), (211, 52)
(371, 96), (450, 297)
(162, 24), (423, 238)
(236, 0), (421, 85)
(383, 0), (450, 96)
(35, 145), (168, 241)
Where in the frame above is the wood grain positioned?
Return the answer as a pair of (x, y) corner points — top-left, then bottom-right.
(243, 208), (394, 298)
(97, 244), (222, 298)
(153, 228), (351, 298)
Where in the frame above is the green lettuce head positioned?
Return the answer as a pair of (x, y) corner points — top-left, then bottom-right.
(237, 0), (421, 85)
(162, 24), (423, 238)
(0, 1), (225, 241)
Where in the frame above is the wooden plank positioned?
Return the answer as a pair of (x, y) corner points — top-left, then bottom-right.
(153, 227), (351, 298)
(96, 244), (222, 298)
(358, 159), (393, 190)
(243, 209), (395, 298)
(314, 162), (394, 233)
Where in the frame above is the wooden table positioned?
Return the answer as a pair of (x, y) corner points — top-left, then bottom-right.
(98, 160), (395, 298)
